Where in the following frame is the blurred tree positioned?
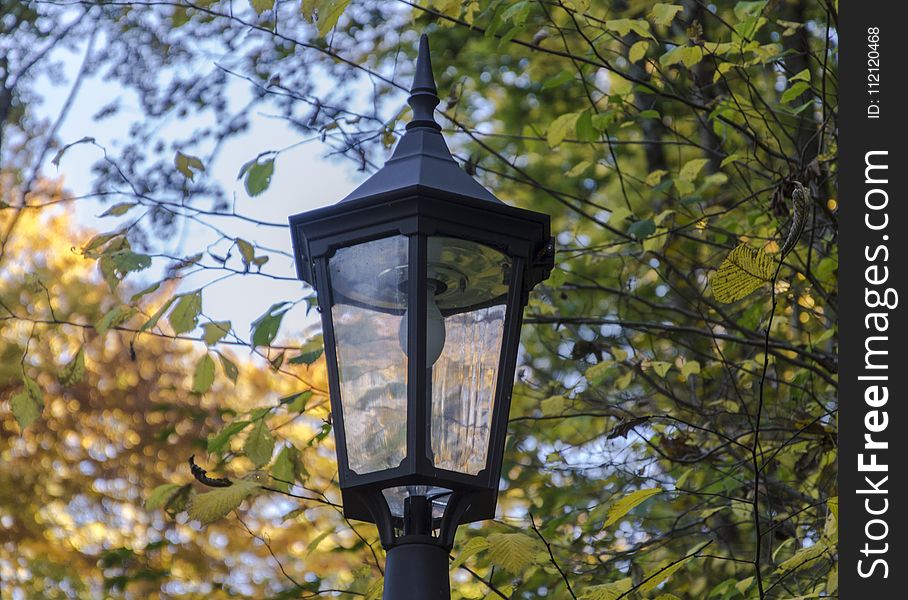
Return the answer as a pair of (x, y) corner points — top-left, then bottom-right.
(1, 1), (837, 599)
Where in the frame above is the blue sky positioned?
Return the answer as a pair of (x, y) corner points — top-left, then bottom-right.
(33, 35), (382, 344)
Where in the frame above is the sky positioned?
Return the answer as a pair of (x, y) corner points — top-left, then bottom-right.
(32, 33), (380, 344)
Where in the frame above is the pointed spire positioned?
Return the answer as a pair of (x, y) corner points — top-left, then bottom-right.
(407, 34), (441, 131)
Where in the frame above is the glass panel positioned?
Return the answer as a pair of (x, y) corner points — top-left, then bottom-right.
(428, 237), (511, 475)
(329, 236), (408, 474)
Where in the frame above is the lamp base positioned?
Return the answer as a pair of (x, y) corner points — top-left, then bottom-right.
(383, 541), (450, 600)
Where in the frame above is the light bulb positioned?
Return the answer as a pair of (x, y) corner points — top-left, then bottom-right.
(399, 285), (446, 366)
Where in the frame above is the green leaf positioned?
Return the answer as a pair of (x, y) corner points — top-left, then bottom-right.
(542, 71), (574, 89)
(207, 420), (252, 453)
(10, 390), (41, 430)
(789, 68), (811, 83)
(679, 158), (710, 182)
(245, 418), (274, 467)
(575, 110), (596, 142)
(720, 153), (744, 168)
(174, 151), (205, 181)
(315, 0), (350, 37)
(202, 321), (231, 346)
(651, 361), (672, 377)
(578, 578), (632, 600)
(828, 496), (838, 523)
(145, 483), (183, 510)
(734, 0), (767, 20)
(58, 346), (86, 386)
(608, 206), (632, 225)
(566, 160), (592, 178)
(96, 305), (137, 336)
(649, 3), (683, 27)
(628, 40), (649, 63)
(547, 112), (581, 147)
(604, 18), (652, 38)
(249, 0), (274, 14)
(100, 202), (138, 217)
(288, 341), (323, 365)
(627, 219), (656, 239)
(270, 445), (297, 492)
(451, 536), (490, 571)
(591, 110), (615, 131)
(251, 302), (291, 347)
(192, 354), (216, 394)
(660, 44), (703, 68)
(776, 540), (829, 573)
(188, 479), (260, 524)
(781, 80), (810, 104)
(140, 297), (176, 332)
(639, 553), (696, 594)
(487, 532), (539, 575)
(216, 351), (240, 384)
(236, 238), (255, 267)
(281, 390), (314, 413)
(99, 248), (152, 291)
(603, 487), (662, 528)
(680, 359), (701, 381)
(168, 291), (202, 334)
(711, 244), (776, 303)
(130, 281), (161, 303)
(585, 360), (613, 386)
(243, 158), (275, 197)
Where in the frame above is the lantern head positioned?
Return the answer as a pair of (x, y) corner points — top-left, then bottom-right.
(289, 34), (553, 550)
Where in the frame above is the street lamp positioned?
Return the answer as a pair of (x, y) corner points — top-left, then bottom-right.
(289, 34), (553, 599)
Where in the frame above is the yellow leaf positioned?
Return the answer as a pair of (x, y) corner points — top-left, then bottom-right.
(608, 206), (632, 225)
(615, 370), (633, 390)
(541, 395), (567, 416)
(776, 541), (829, 573)
(649, 3), (683, 27)
(188, 480), (260, 524)
(711, 244), (776, 303)
(827, 496), (838, 523)
(605, 18), (652, 38)
(629, 40), (649, 63)
(646, 169), (667, 186)
(451, 536), (490, 571)
(249, 0), (274, 14)
(567, 160), (592, 177)
(679, 158), (710, 182)
(547, 112), (581, 147)
(651, 361), (672, 377)
(680, 360), (700, 381)
(603, 487), (662, 528)
(487, 532), (539, 575)
(578, 578), (632, 600)
(315, 0), (350, 37)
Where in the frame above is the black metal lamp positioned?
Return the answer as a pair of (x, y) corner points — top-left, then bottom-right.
(289, 34), (553, 599)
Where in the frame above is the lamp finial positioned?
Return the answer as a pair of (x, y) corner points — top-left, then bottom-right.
(407, 34), (441, 131)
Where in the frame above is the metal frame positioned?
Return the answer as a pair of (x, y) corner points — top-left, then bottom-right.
(299, 198), (549, 531)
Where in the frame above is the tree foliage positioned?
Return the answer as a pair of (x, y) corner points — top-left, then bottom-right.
(1, 0), (837, 598)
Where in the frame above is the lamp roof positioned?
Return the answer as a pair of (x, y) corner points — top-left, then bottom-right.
(338, 34), (503, 206)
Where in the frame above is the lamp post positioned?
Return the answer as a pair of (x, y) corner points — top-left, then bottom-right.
(289, 34), (553, 600)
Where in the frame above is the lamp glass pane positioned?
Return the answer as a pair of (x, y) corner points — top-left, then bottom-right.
(328, 235), (408, 474)
(428, 237), (511, 475)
